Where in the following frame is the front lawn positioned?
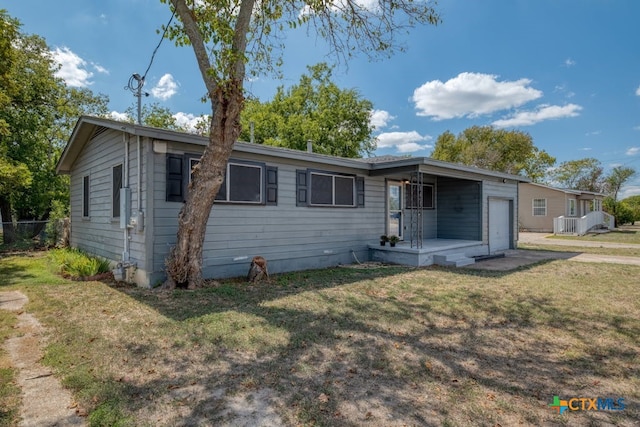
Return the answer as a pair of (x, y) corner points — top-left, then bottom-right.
(549, 225), (640, 244)
(1, 253), (639, 426)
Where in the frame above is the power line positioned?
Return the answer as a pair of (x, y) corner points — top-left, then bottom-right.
(124, 10), (176, 124)
(142, 10), (175, 81)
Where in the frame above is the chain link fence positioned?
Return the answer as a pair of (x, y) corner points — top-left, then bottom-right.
(0, 219), (69, 248)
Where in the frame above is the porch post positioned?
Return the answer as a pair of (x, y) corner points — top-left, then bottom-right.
(409, 170), (424, 248)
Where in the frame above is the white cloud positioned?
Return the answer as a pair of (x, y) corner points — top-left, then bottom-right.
(93, 64), (109, 75)
(564, 58), (576, 67)
(108, 111), (129, 121)
(51, 46), (94, 87)
(636, 85), (640, 96)
(376, 131), (432, 153)
(626, 147), (640, 156)
(173, 112), (209, 132)
(412, 72), (542, 120)
(151, 74), (178, 100)
(579, 147), (592, 151)
(492, 104), (582, 128)
(370, 110), (395, 129)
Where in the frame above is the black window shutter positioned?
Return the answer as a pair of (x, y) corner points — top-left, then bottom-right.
(296, 169), (308, 206)
(166, 154), (184, 202)
(356, 176), (365, 207)
(265, 166), (278, 205)
(113, 164), (123, 217)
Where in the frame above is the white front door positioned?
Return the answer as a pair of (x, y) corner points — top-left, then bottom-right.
(387, 182), (403, 239)
(489, 198), (510, 253)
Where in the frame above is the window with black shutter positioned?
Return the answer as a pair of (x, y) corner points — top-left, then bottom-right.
(82, 175), (90, 217)
(297, 169), (363, 208)
(112, 164), (123, 218)
(166, 154), (275, 205)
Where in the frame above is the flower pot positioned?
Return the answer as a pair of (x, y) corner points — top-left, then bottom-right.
(390, 242), (396, 247)
(380, 241), (386, 246)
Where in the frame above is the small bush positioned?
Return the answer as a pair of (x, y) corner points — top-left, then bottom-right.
(49, 248), (111, 278)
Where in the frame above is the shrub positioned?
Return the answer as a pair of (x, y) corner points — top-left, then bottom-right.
(49, 248), (111, 279)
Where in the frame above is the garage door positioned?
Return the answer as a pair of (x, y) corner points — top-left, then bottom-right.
(489, 199), (511, 253)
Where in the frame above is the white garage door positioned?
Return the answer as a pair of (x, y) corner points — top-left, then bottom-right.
(489, 199), (511, 253)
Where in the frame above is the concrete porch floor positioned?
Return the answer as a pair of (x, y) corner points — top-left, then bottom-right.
(369, 239), (487, 267)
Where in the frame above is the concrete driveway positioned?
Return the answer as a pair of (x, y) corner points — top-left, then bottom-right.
(466, 232), (640, 271)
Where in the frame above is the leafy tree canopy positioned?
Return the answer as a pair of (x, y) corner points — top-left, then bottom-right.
(549, 158), (604, 192)
(162, 0), (442, 287)
(430, 126), (555, 180)
(239, 63), (375, 157)
(604, 166), (635, 201)
(0, 10), (109, 239)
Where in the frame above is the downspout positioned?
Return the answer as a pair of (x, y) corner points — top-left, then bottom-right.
(137, 134), (144, 230)
(122, 132), (130, 262)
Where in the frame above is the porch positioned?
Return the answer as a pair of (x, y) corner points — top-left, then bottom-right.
(553, 210), (615, 236)
(369, 239), (487, 267)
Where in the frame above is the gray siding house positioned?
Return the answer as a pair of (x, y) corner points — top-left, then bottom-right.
(57, 116), (528, 287)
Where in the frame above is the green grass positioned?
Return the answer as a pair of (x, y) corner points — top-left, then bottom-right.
(1, 253), (639, 425)
(0, 309), (19, 427)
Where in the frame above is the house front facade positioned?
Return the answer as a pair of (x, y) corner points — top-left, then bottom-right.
(518, 182), (606, 233)
(57, 116), (528, 287)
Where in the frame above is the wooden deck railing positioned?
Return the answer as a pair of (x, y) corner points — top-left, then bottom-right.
(553, 211), (615, 235)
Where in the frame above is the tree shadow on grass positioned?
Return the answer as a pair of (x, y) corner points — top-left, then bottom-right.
(98, 262), (640, 426)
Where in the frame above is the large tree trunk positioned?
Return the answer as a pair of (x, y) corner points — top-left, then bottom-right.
(0, 196), (16, 245)
(164, 82), (244, 289)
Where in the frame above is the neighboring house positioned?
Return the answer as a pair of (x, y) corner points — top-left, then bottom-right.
(518, 182), (611, 234)
(57, 116), (528, 287)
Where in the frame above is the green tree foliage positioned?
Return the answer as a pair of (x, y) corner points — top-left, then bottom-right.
(549, 158), (604, 191)
(240, 63), (375, 157)
(430, 126), (555, 180)
(0, 10), (109, 242)
(604, 166), (635, 201)
(620, 195), (640, 223)
(162, 0), (441, 288)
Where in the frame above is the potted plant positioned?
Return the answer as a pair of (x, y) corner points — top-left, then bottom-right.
(388, 235), (400, 247)
(380, 235), (389, 246)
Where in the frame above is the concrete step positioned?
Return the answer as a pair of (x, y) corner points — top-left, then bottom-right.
(433, 253), (475, 267)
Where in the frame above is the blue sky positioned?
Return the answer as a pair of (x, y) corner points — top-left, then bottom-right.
(4, 0), (640, 197)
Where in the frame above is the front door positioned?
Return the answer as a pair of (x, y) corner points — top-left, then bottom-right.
(387, 181), (403, 239)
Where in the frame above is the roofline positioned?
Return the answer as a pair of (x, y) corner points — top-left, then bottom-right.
(522, 181), (606, 197)
(56, 116), (530, 182)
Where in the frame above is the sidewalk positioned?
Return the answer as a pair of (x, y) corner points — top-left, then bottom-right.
(518, 232), (640, 249)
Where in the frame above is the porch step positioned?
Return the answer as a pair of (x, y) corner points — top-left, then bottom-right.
(433, 253), (475, 267)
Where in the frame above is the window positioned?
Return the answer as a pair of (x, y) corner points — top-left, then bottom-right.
(568, 199), (577, 216)
(216, 162), (263, 203)
(165, 154), (277, 205)
(296, 169), (364, 207)
(82, 175), (90, 218)
(112, 164), (123, 218)
(532, 199), (546, 216)
(405, 183), (434, 209)
(592, 199), (602, 212)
